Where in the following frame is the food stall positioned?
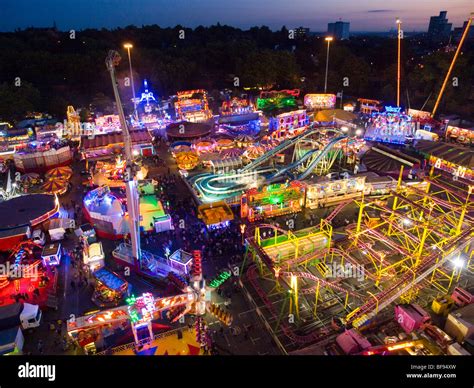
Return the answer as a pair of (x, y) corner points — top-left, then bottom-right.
(83, 242), (105, 272)
(41, 243), (62, 266)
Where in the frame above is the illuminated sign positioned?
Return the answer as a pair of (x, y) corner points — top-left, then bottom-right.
(407, 109), (431, 120)
(260, 89), (300, 98)
(384, 106), (402, 114)
(429, 155), (473, 181)
(446, 125), (474, 144)
(126, 292), (156, 324)
(137, 79), (157, 105)
(208, 271), (232, 288)
(304, 94), (336, 110)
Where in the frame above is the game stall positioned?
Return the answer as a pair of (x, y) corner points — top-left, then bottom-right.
(240, 181), (307, 222)
(197, 201), (234, 229)
(92, 268), (129, 307)
(174, 90), (213, 122)
(269, 110), (309, 138)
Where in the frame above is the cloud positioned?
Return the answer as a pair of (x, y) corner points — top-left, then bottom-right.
(367, 9), (396, 13)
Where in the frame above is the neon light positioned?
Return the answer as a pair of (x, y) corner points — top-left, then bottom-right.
(384, 106), (402, 113)
(137, 79), (158, 105)
(126, 292), (156, 324)
(208, 270), (231, 288)
(304, 94), (336, 110)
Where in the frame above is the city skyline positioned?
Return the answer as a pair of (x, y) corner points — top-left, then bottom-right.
(1, 0), (472, 32)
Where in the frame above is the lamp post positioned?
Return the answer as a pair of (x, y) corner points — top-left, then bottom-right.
(324, 36), (333, 93)
(123, 43), (138, 120)
(396, 19), (402, 107)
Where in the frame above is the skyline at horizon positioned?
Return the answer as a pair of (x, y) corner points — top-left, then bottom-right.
(1, 0), (472, 33)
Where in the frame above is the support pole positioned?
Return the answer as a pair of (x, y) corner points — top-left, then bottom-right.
(432, 14), (473, 117)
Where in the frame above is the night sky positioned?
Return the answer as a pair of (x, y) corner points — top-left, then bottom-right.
(1, 0), (472, 32)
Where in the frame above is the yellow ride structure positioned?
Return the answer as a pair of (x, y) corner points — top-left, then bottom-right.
(244, 167), (473, 342)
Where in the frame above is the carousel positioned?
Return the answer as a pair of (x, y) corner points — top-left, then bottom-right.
(41, 178), (68, 195)
(215, 138), (234, 151)
(244, 145), (266, 160)
(194, 139), (215, 154)
(175, 151), (200, 170)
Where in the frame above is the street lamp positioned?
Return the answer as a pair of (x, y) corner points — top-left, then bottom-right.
(123, 43), (138, 120)
(324, 36), (333, 93)
(396, 19), (402, 107)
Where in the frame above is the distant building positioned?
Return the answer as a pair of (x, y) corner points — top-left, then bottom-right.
(428, 11), (452, 39)
(327, 21), (350, 40)
(453, 20), (474, 42)
(294, 26), (310, 39)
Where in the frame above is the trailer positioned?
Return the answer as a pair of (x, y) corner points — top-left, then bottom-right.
(0, 303), (42, 331)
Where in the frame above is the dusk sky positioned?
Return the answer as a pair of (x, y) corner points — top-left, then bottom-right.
(1, 0), (472, 32)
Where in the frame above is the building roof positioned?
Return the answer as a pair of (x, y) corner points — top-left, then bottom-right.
(41, 243), (61, 256)
(415, 140), (474, 168)
(449, 303), (474, 326)
(81, 129), (152, 150)
(0, 194), (57, 231)
(0, 226), (29, 239)
(169, 249), (193, 264)
(315, 109), (356, 122)
(0, 326), (20, 349)
(363, 145), (421, 174)
(166, 122), (211, 139)
(0, 302), (22, 318)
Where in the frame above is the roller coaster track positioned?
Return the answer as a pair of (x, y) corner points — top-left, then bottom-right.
(245, 223), (366, 297)
(325, 199), (353, 222)
(346, 223), (411, 256)
(346, 227), (473, 327)
(240, 126), (341, 172)
(407, 185), (474, 221)
(267, 135), (347, 181)
(280, 270), (364, 299)
(192, 129), (346, 202)
(246, 264), (336, 344)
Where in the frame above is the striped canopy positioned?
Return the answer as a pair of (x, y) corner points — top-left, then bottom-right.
(45, 166), (73, 179)
(41, 178), (68, 194)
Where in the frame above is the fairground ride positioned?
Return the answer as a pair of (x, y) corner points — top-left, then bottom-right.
(190, 127), (348, 203)
(68, 251), (232, 354)
(240, 168), (473, 352)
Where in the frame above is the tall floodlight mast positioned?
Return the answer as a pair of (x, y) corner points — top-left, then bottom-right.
(396, 18), (402, 107)
(105, 50), (141, 262)
(431, 13), (473, 117)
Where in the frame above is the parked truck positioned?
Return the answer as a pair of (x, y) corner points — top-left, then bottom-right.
(0, 302), (42, 331)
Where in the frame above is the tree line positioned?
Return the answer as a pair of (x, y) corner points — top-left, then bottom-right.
(0, 24), (472, 122)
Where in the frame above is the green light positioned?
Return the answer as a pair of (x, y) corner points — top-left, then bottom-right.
(126, 295), (137, 306)
(256, 96), (297, 111)
(209, 270), (232, 288)
(269, 195), (282, 204)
